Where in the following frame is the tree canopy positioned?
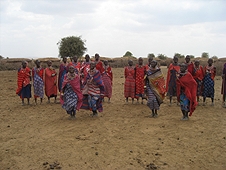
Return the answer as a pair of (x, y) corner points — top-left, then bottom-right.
(147, 53), (155, 59)
(123, 51), (133, 57)
(57, 36), (87, 59)
(174, 53), (185, 59)
(157, 54), (167, 60)
(201, 52), (209, 58)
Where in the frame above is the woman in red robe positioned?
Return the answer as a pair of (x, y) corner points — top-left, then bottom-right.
(185, 55), (194, 75)
(16, 61), (32, 105)
(80, 54), (90, 84)
(44, 60), (57, 103)
(60, 63), (83, 119)
(193, 60), (204, 104)
(69, 55), (80, 74)
(176, 63), (197, 120)
(135, 57), (146, 103)
(95, 53), (104, 73)
(102, 60), (113, 102)
(166, 56), (180, 105)
(124, 60), (135, 104)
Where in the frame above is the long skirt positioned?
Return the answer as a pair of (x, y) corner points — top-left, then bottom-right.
(88, 95), (101, 111)
(167, 70), (177, 97)
(33, 74), (44, 98)
(18, 84), (31, 99)
(124, 76), (135, 98)
(59, 70), (67, 92)
(146, 84), (159, 110)
(180, 92), (190, 112)
(203, 74), (214, 98)
(195, 78), (203, 97)
(62, 84), (78, 115)
(102, 74), (112, 98)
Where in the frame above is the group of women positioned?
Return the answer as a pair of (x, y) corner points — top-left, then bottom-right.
(124, 55), (226, 120)
(16, 53), (113, 118)
(16, 54), (226, 120)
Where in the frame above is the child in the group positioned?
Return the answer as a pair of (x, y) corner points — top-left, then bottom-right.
(202, 58), (216, 106)
(124, 60), (136, 104)
(32, 60), (44, 104)
(176, 63), (197, 120)
(16, 61), (32, 105)
(60, 64), (83, 119)
(166, 56), (180, 105)
(135, 57), (146, 104)
(221, 62), (226, 107)
(145, 60), (166, 117)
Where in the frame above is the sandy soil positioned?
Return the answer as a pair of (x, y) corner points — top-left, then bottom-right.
(0, 67), (226, 170)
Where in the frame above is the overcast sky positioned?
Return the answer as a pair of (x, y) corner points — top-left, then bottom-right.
(0, 0), (226, 59)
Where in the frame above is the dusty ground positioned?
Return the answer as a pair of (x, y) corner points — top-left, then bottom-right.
(0, 67), (226, 170)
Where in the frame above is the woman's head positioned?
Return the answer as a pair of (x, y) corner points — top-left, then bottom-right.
(180, 63), (187, 73)
(150, 60), (157, 68)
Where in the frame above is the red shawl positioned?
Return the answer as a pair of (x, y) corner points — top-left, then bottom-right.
(193, 66), (204, 81)
(124, 66), (135, 79)
(60, 73), (83, 110)
(32, 67), (44, 80)
(204, 65), (216, 80)
(187, 62), (194, 75)
(44, 67), (57, 97)
(146, 69), (166, 104)
(176, 72), (197, 116)
(96, 61), (104, 73)
(80, 62), (90, 83)
(102, 65), (113, 81)
(16, 67), (31, 94)
(135, 65), (146, 94)
(166, 63), (180, 92)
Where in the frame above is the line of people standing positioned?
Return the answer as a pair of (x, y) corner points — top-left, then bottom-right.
(16, 53), (113, 119)
(124, 55), (226, 121)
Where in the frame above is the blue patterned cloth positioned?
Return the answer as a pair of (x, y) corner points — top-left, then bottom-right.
(59, 69), (67, 92)
(180, 92), (190, 112)
(62, 84), (78, 114)
(33, 68), (44, 98)
(203, 73), (214, 98)
(88, 95), (100, 111)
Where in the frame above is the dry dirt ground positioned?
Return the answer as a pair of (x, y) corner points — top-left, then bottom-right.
(0, 67), (226, 170)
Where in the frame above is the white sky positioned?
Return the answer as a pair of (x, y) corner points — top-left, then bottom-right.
(0, 0), (226, 59)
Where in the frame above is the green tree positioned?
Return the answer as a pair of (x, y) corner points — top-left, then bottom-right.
(190, 55), (195, 59)
(212, 55), (218, 60)
(201, 52), (209, 58)
(57, 36), (87, 60)
(147, 53), (155, 59)
(0, 55), (3, 59)
(123, 51), (133, 57)
(174, 53), (185, 59)
(157, 54), (167, 60)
